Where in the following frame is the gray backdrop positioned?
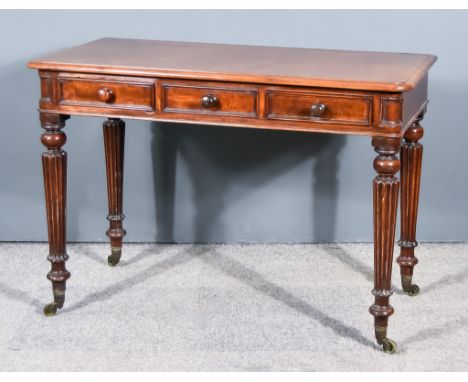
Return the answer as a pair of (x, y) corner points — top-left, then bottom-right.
(0, 10), (467, 243)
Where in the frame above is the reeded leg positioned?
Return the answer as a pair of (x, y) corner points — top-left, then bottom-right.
(40, 113), (71, 316)
(397, 116), (424, 296)
(103, 118), (126, 266)
(369, 137), (400, 353)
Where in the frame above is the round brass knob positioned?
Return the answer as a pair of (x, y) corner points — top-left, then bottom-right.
(97, 88), (114, 103)
(201, 95), (218, 108)
(310, 102), (326, 117)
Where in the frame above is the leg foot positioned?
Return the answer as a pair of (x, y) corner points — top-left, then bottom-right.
(43, 281), (66, 316)
(375, 326), (397, 354)
(107, 248), (122, 267)
(401, 275), (420, 296)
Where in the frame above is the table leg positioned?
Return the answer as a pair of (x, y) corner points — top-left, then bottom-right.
(397, 115), (424, 296)
(103, 118), (127, 266)
(40, 113), (70, 316)
(369, 136), (400, 353)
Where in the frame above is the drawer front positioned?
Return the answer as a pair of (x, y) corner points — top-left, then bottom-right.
(162, 83), (257, 117)
(58, 75), (155, 111)
(267, 90), (372, 125)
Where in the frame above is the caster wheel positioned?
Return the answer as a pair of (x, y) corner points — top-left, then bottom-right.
(382, 339), (398, 354)
(108, 255), (120, 267)
(44, 302), (59, 317)
(403, 284), (420, 296)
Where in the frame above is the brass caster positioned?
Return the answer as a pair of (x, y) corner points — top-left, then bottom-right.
(43, 302), (59, 317)
(402, 275), (420, 296)
(108, 254), (120, 267)
(381, 339), (398, 354)
(403, 283), (420, 296)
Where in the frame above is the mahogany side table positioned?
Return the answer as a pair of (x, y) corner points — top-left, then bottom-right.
(28, 38), (437, 353)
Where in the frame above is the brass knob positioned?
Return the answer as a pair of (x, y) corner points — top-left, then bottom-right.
(201, 95), (218, 108)
(97, 88), (114, 103)
(310, 102), (326, 117)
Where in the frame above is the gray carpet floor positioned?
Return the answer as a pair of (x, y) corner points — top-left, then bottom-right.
(0, 242), (467, 371)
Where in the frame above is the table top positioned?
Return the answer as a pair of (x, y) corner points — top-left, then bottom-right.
(28, 38), (436, 92)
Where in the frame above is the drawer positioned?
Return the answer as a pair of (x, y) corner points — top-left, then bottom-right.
(162, 82), (258, 117)
(267, 90), (372, 125)
(58, 74), (155, 111)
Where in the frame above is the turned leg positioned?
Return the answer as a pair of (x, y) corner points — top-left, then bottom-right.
(369, 137), (400, 353)
(397, 116), (424, 296)
(103, 118), (126, 266)
(41, 113), (70, 316)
